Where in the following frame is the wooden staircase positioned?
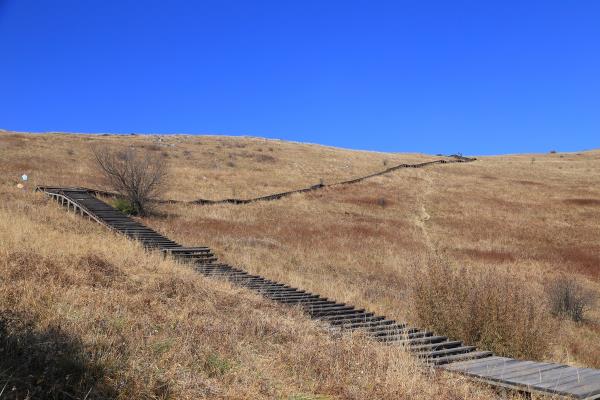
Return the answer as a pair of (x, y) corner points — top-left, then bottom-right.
(36, 186), (600, 399)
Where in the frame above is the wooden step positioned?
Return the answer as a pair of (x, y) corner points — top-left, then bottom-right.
(430, 351), (493, 366)
(418, 345), (476, 359)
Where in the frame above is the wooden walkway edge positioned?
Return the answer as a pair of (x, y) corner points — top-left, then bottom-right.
(36, 186), (600, 399)
(46, 154), (476, 206)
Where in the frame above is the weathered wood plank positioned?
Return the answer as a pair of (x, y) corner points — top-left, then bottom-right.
(538, 370), (600, 394)
(472, 360), (539, 377)
(444, 356), (514, 372)
(506, 365), (570, 384)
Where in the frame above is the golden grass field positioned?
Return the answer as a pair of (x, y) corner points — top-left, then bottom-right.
(1, 130), (599, 399)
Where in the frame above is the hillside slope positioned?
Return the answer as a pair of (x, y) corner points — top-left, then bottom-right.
(148, 144), (600, 368)
(2, 130), (599, 397)
(0, 131), (437, 200)
(0, 183), (508, 399)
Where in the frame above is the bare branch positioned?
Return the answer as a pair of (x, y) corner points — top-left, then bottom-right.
(91, 146), (168, 216)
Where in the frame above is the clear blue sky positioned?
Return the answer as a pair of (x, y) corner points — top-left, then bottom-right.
(1, 1), (598, 155)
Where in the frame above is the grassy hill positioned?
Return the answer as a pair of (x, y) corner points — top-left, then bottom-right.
(2, 130), (599, 398)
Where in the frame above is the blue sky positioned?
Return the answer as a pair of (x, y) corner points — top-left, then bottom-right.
(1, 1), (598, 155)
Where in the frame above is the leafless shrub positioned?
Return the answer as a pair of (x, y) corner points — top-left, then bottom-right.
(411, 260), (552, 359)
(546, 275), (596, 322)
(92, 146), (168, 216)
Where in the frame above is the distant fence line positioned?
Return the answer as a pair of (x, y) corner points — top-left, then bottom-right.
(60, 154), (476, 206)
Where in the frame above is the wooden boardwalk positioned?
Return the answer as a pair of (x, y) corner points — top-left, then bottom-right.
(61, 155), (476, 205)
(446, 357), (600, 399)
(36, 187), (600, 399)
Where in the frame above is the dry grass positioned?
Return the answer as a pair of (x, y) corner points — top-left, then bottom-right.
(2, 130), (600, 396)
(0, 131), (434, 200)
(0, 188), (515, 399)
(411, 260), (553, 359)
(149, 147), (600, 368)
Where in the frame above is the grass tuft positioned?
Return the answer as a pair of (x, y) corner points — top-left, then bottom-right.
(113, 198), (137, 215)
(410, 259), (553, 359)
(546, 275), (596, 322)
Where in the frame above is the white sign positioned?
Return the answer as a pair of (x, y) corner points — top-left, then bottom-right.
(21, 174), (28, 181)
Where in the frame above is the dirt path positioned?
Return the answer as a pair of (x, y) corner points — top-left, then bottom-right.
(413, 170), (436, 254)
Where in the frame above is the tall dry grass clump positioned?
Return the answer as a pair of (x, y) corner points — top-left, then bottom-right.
(410, 260), (553, 359)
(546, 275), (596, 322)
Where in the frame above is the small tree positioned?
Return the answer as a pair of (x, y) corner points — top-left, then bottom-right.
(92, 146), (167, 216)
